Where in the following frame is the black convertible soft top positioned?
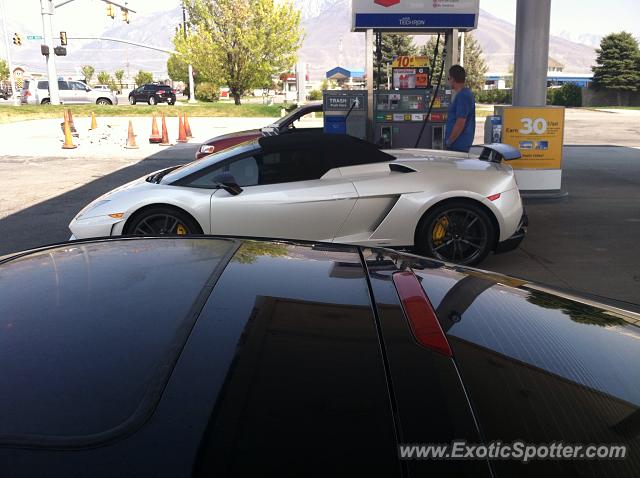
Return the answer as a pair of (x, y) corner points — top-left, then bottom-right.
(258, 132), (395, 165)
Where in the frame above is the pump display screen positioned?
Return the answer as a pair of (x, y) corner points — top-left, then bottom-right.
(376, 93), (401, 111)
(400, 95), (426, 110)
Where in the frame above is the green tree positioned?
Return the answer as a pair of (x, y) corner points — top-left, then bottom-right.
(592, 32), (640, 91)
(114, 69), (125, 92)
(81, 65), (95, 84)
(167, 53), (189, 83)
(420, 36), (444, 81)
(176, 0), (303, 105)
(0, 58), (9, 81)
(374, 33), (417, 85)
(97, 71), (111, 85)
(134, 70), (153, 86)
(420, 33), (487, 94)
(461, 33), (488, 94)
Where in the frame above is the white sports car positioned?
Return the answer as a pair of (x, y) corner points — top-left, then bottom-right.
(69, 133), (527, 265)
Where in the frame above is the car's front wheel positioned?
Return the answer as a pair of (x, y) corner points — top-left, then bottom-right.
(124, 207), (201, 236)
(129, 96), (136, 105)
(415, 201), (496, 266)
(96, 98), (112, 105)
(148, 96), (157, 105)
(41, 98), (50, 105)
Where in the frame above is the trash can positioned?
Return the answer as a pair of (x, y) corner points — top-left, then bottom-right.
(324, 115), (347, 135)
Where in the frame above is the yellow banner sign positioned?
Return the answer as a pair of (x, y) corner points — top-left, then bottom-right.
(502, 106), (565, 169)
(392, 56), (428, 68)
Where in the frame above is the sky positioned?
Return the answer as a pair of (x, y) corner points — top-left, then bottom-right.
(480, 0), (639, 40)
(2, 0), (639, 48)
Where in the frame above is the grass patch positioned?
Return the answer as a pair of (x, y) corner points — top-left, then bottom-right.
(0, 101), (282, 124)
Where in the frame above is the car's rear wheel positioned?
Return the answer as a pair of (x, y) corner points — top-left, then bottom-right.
(125, 207), (201, 236)
(148, 96), (157, 105)
(416, 201), (496, 266)
(96, 98), (112, 105)
(129, 96), (136, 105)
(41, 98), (50, 105)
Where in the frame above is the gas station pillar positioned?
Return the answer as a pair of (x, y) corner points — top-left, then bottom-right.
(513, 0), (551, 106)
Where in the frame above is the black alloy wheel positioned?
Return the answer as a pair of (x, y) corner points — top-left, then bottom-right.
(125, 208), (201, 236)
(417, 202), (495, 266)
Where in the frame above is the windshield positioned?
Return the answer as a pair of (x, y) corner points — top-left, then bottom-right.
(161, 140), (260, 184)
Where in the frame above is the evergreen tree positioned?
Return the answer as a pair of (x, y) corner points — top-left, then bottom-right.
(374, 33), (417, 85)
(462, 33), (488, 94)
(592, 32), (640, 91)
(420, 33), (487, 94)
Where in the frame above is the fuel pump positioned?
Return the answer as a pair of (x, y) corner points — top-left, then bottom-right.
(372, 35), (452, 150)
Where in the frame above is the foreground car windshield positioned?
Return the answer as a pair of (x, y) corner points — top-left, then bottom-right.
(162, 141), (259, 183)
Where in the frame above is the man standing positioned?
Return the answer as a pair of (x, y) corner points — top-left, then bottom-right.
(444, 65), (476, 153)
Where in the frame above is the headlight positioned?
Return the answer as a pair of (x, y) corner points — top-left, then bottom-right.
(75, 199), (111, 219)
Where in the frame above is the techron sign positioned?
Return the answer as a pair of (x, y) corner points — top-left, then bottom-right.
(352, 0), (479, 32)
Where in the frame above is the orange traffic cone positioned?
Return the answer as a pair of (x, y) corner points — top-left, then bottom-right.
(124, 120), (139, 149)
(67, 108), (78, 137)
(184, 113), (192, 138)
(62, 114), (76, 149)
(149, 114), (162, 143)
(176, 114), (188, 143)
(90, 112), (97, 130)
(159, 113), (171, 146)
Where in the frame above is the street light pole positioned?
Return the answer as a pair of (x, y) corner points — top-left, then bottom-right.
(182, 1), (196, 103)
(0, 0), (19, 105)
(41, 0), (61, 104)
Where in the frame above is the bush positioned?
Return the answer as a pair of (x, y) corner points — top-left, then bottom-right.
(307, 89), (322, 101)
(476, 88), (512, 104)
(195, 82), (219, 102)
(547, 83), (582, 107)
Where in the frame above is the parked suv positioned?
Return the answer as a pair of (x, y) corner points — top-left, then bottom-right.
(20, 79), (117, 105)
(128, 84), (177, 105)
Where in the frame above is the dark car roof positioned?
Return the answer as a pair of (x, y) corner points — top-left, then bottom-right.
(0, 238), (237, 447)
(2, 237), (639, 476)
(258, 132), (395, 164)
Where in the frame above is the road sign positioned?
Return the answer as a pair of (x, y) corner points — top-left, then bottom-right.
(27, 35), (43, 40)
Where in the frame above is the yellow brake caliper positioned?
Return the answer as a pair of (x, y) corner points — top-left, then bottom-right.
(432, 216), (449, 246)
(176, 224), (188, 235)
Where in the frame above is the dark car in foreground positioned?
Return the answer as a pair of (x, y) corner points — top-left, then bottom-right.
(128, 84), (177, 105)
(195, 101), (323, 159)
(1, 237), (638, 477)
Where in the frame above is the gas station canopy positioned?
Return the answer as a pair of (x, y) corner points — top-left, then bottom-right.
(351, 0), (479, 32)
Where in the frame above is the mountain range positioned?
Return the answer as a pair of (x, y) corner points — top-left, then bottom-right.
(5, 1), (596, 81)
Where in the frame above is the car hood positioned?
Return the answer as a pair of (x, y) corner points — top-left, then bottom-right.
(203, 129), (261, 145)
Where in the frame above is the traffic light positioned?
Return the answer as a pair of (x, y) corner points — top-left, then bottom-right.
(12, 33), (22, 46)
(60, 31), (67, 46)
(106, 3), (115, 18)
(121, 8), (130, 24)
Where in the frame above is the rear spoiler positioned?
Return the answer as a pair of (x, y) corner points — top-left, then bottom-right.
(478, 143), (521, 163)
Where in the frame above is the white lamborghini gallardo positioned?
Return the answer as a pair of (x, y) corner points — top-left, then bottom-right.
(69, 133), (527, 265)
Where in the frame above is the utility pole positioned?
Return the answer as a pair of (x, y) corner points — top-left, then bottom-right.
(39, 0), (137, 105)
(41, 0), (61, 104)
(182, 1), (196, 103)
(0, 0), (19, 105)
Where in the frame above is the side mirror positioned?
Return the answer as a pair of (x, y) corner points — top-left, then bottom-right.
(86, 88), (91, 92)
(212, 172), (243, 196)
